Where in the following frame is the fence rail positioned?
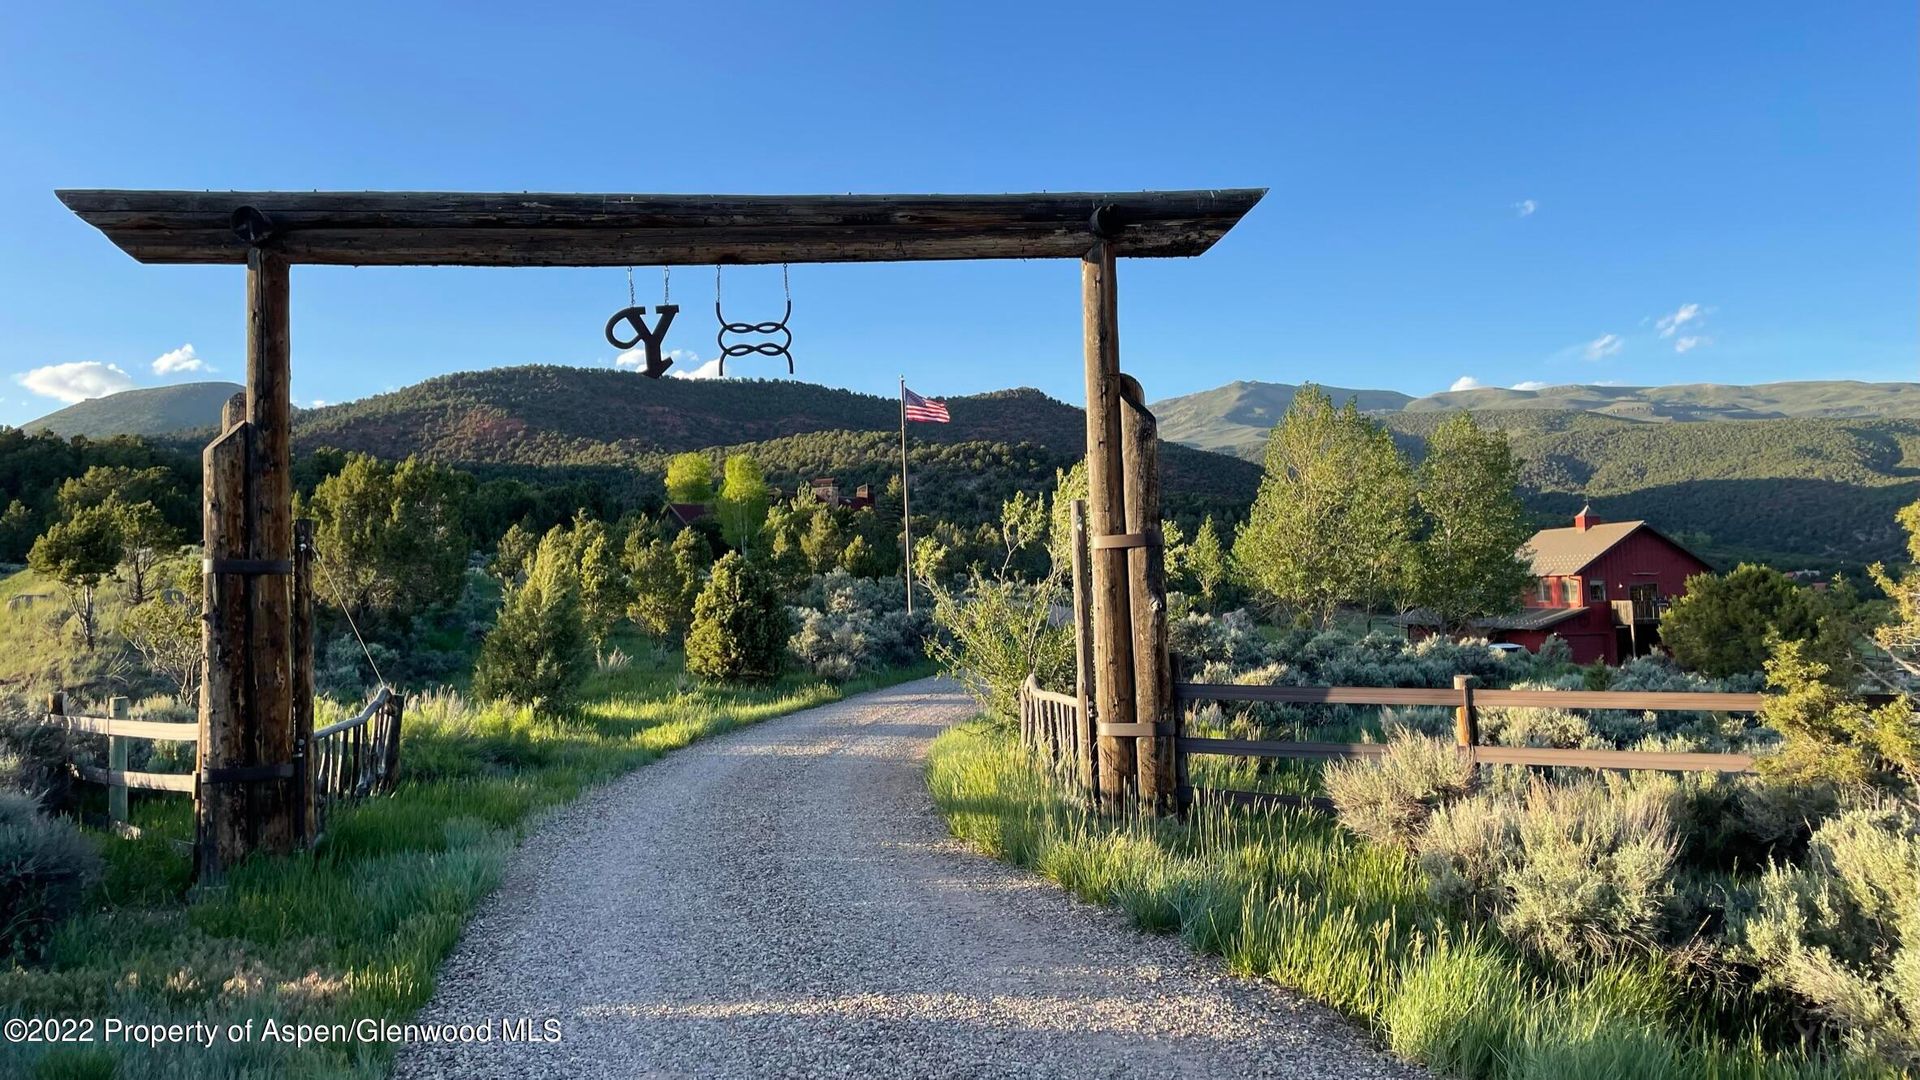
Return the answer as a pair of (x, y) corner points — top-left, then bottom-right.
(45, 685), (401, 836)
(1019, 673), (1780, 814)
(1018, 676), (1081, 777)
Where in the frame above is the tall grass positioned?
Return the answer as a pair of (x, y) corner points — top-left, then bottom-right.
(926, 722), (1888, 1080)
(0, 639), (931, 1079)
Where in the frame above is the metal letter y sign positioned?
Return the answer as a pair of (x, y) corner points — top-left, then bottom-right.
(605, 304), (681, 378)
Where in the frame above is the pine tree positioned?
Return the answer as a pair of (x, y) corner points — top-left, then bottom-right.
(571, 514), (628, 649)
(684, 552), (790, 681)
(474, 531), (592, 710)
(1187, 515), (1230, 611)
(1409, 412), (1534, 632)
(1232, 386), (1416, 625)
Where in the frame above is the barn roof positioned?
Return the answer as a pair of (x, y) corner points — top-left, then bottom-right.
(1519, 519), (1710, 577)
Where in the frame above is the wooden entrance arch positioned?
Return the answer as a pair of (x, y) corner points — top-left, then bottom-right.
(57, 187), (1266, 873)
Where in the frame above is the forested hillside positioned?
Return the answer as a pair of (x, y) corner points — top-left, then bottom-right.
(287, 366), (1260, 523)
(1383, 410), (1920, 569)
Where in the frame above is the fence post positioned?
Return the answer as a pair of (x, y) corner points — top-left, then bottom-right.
(1118, 375), (1175, 813)
(381, 692), (404, 792)
(1069, 498), (1097, 797)
(292, 518), (315, 844)
(1454, 674), (1479, 765)
(107, 696), (130, 825)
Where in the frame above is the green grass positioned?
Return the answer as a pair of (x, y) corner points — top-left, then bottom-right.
(1, 638), (931, 1079)
(926, 721), (1891, 1080)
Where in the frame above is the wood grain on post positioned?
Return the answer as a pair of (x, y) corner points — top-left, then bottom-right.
(245, 248), (297, 856)
(222, 392), (245, 432)
(1118, 376), (1176, 812)
(1454, 674), (1479, 763)
(107, 696), (130, 825)
(199, 422), (250, 878)
(1082, 239), (1135, 811)
(291, 519), (316, 843)
(382, 693), (404, 792)
(1069, 498), (1097, 796)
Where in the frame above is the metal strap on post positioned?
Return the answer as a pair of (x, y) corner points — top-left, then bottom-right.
(201, 763), (296, 784)
(203, 558), (295, 576)
(1096, 720), (1174, 737)
(1090, 532), (1159, 550)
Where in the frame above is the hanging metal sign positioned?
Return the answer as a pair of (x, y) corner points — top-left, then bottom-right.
(714, 264), (794, 376)
(605, 304), (679, 378)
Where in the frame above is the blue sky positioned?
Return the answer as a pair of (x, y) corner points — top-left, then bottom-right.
(0, 2), (1913, 426)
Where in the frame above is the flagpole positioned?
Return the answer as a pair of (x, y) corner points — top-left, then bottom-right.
(899, 375), (913, 614)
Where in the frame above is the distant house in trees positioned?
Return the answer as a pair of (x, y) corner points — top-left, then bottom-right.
(807, 478), (874, 511)
(1407, 506), (1712, 665)
(666, 477), (871, 527)
(665, 503), (711, 527)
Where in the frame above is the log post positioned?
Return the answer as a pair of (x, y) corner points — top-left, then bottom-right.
(222, 392), (246, 431)
(198, 420), (250, 878)
(107, 696), (131, 825)
(1454, 674), (1479, 763)
(245, 247), (297, 857)
(381, 692), (404, 793)
(1118, 376), (1175, 812)
(1069, 498), (1097, 796)
(291, 518), (315, 843)
(1083, 238), (1135, 811)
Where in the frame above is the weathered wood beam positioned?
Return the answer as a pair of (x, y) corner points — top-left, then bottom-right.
(198, 421), (249, 878)
(244, 249), (297, 858)
(1118, 376), (1176, 812)
(1083, 240), (1136, 811)
(54, 189), (1266, 266)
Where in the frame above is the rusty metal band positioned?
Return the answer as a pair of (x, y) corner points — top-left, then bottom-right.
(201, 763), (296, 784)
(203, 558), (294, 575)
(1090, 533), (1156, 550)
(1096, 721), (1173, 737)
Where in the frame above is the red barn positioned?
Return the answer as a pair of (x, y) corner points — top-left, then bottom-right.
(1408, 507), (1713, 666)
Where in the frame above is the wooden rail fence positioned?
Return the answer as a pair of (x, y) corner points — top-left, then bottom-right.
(1018, 672), (1774, 813)
(46, 686), (402, 838)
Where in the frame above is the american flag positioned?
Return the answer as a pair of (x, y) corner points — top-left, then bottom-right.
(902, 385), (950, 423)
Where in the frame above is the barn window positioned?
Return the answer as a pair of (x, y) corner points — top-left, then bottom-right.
(1563, 578), (1581, 606)
(1536, 578), (1551, 603)
(1589, 579), (1607, 602)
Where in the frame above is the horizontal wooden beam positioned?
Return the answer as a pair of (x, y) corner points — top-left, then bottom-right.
(1175, 683), (1766, 713)
(1176, 683), (1462, 707)
(52, 714), (200, 742)
(1179, 736), (1387, 761)
(55, 189), (1267, 266)
(75, 764), (197, 792)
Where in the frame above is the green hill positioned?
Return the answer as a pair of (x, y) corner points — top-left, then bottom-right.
(289, 366), (1261, 523)
(1156, 378), (1920, 459)
(21, 381), (243, 438)
(1402, 380), (1920, 421)
(1149, 381), (1415, 455)
(1380, 410), (1920, 570)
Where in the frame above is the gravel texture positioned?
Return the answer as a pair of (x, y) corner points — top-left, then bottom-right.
(394, 677), (1425, 1079)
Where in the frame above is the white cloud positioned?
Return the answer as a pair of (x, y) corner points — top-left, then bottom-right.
(309, 399), (328, 408)
(670, 356), (728, 380)
(1583, 333), (1624, 360)
(1655, 303), (1702, 339)
(1512, 380), (1550, 391)
(1448, 376), (1484, 392)
(616, 347), (704, 373)
(151, 343), (211, 375)
(1673, 335), (1711, 354)
(1513, 199), (1537, 218)
(17, 361), (136, 403)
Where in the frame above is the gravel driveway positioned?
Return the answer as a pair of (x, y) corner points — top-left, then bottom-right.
(394, 677), (1423, 1079)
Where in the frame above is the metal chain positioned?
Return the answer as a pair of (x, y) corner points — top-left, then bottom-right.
(626, 266), (635, 308)
(663, 265), (671, 305)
